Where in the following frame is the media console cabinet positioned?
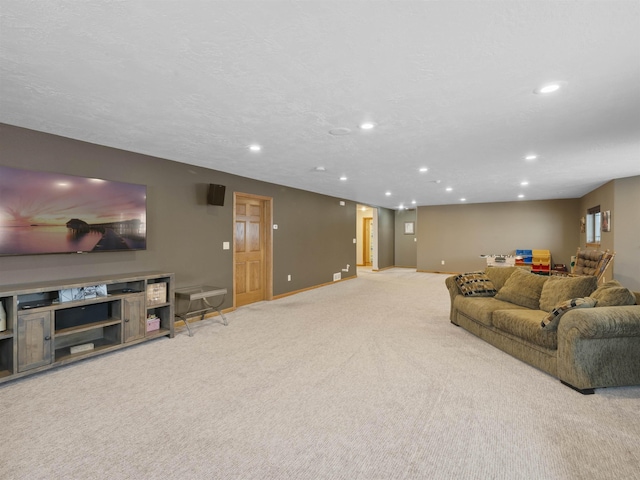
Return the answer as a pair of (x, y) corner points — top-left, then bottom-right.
(0, 271), (174, 384)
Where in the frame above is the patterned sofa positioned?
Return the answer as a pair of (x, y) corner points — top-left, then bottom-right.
(445, 267), (640, 394)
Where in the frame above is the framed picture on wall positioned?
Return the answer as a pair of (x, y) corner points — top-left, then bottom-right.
(602, 210), (611, 232)
(404, 221), (415, 235)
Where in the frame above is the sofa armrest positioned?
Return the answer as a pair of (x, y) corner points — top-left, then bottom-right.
(445, 276), (462, 323)
(558, 305), (640, 339)
(557, 305), (640, 390)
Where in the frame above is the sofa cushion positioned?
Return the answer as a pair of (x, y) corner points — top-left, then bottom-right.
(454, 272), (497, 297)
(494, 268), (548, 310)
(541, 297), (597, 330)
(484, 266), (519, 291)
(454, 295), (529, 327)
(590, 280), (637, 306)
(493, 309), (557, 349)
(538, 275), (598, 312)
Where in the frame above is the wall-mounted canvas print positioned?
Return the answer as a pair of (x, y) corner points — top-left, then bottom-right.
(601, 210), (611, 232)
(0, 166), (147, 256)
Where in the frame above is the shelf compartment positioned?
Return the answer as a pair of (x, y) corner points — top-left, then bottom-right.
(55, 318), (122, 338)
(0, 337), (13, 376)
(108, 280), (145, 296)
(54, 300), (121, 331)
(146, 306), (172, 332)
(17, 291), (58, 310)
(55, 338), (119, 363)
(54, 323), (121, 361)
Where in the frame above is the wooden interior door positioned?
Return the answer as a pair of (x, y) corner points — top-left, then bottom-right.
(234, 194), (272, 307)
(363, 217), (373, 266)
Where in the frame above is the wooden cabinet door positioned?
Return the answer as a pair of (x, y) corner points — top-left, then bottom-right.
(17, 310), (52, 372)
(123, 295), (145, 342)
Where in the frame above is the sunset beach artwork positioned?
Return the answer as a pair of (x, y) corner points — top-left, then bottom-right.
(0, 166), (146, 255)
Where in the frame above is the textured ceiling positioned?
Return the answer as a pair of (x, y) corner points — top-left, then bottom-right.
(1, 1), (639, 209)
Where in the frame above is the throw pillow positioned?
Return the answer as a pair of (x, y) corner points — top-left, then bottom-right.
(454, 272), (497, 297)
(494, 268), (548, 309)
(541, 297), (597, 330)
(538, 275), (598, 312)
(484, 266), (519, 291)
(590, 280), (637, 306)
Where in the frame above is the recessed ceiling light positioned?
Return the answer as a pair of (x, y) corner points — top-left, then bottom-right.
(360, 122), (376, 130)
(419, 167), (428, 173)
(315, 166), (326, 172)
(534, 81), (566, 94)
(460, 198), (466, 202)
(446, 187), (453, 192)
(398, 205), (404, 210)
(525, 154), (537, 161)
(385, 191), (391, 196)
(535, 83), (562, 94)
(521, 181), (529, 186)
(340, 176), (347, 181)
(411, 200), (416, 205)
(248, 144), (261, 152)
(329, 128), (351, 136)
(518, 194), (525, 199)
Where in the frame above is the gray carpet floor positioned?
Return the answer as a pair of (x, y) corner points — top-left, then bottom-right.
(1, 268), (639, 480)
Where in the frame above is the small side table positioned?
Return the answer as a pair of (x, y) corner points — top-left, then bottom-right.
(175, 286), (228, 337)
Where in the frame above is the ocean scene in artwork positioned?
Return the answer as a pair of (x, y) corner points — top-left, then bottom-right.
(0, 166), (146, 255)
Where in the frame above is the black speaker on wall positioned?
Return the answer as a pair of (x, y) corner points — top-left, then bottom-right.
(207, 184), (226, 206)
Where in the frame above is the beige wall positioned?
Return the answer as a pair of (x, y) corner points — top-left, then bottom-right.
(394, 209), (417, 268)
(416, 199), (580, 273)
(579, 180), (615, 251)
(577, 176), (640, 288)
(613, 176), (640, 290)
(376, 207), (395, 269)
(0, 124), (357, 306)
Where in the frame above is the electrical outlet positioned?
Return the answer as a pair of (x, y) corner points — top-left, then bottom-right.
(287, 275), (291, 281)
(333, 272), (341, 281)
(441, 260), (445, 265)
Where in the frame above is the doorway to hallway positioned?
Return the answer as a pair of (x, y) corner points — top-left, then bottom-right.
(356, 204), (378, 270)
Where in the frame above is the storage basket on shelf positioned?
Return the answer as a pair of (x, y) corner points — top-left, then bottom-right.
(532, 249), (551, 275)
(515, 249), (533, 266)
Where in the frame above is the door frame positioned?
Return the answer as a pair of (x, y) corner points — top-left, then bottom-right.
(232, 192), (273, 308)
(362, 217), (373, 266)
